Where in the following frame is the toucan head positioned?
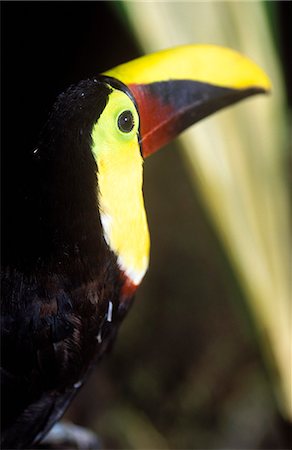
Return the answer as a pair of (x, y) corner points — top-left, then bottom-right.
(37, 45), (270, 297)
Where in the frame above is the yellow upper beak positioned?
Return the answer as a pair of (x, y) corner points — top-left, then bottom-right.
(103, 44), (271, 157)
(104, 44), (271, 92)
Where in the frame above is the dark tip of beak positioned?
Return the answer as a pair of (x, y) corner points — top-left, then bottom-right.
(130, 80), (267, 158)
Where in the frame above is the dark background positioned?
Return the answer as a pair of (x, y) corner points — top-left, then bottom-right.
(1, 2), (291, 448)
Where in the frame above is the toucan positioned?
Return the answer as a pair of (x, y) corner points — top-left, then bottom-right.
(1, 45), (270, 449)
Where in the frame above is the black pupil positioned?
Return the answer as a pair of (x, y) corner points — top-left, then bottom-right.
(118, 110), (134, 133)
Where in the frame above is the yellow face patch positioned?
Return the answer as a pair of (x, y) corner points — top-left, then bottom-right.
(91, 88), (150, 285)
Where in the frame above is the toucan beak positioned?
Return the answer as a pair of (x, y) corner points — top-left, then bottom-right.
(104, 45), (271, 158)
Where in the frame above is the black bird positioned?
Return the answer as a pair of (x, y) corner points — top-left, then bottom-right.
(1, 45), (270, 449)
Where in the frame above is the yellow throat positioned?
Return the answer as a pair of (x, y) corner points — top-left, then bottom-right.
(91, 88), (150, 285)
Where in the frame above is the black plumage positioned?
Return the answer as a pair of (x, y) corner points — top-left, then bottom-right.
(1, 79), (132, 449)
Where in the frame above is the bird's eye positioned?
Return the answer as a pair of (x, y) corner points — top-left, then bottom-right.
(117, 110), (135, 133)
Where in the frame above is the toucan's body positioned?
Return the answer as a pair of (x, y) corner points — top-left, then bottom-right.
(1, 45), (270, 449)
(1, 79), (129, 449)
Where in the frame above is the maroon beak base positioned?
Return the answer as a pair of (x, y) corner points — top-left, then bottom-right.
(129, 80), (266, 158)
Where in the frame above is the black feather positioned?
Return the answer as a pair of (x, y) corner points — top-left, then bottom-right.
(1, 79), (134, 449)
